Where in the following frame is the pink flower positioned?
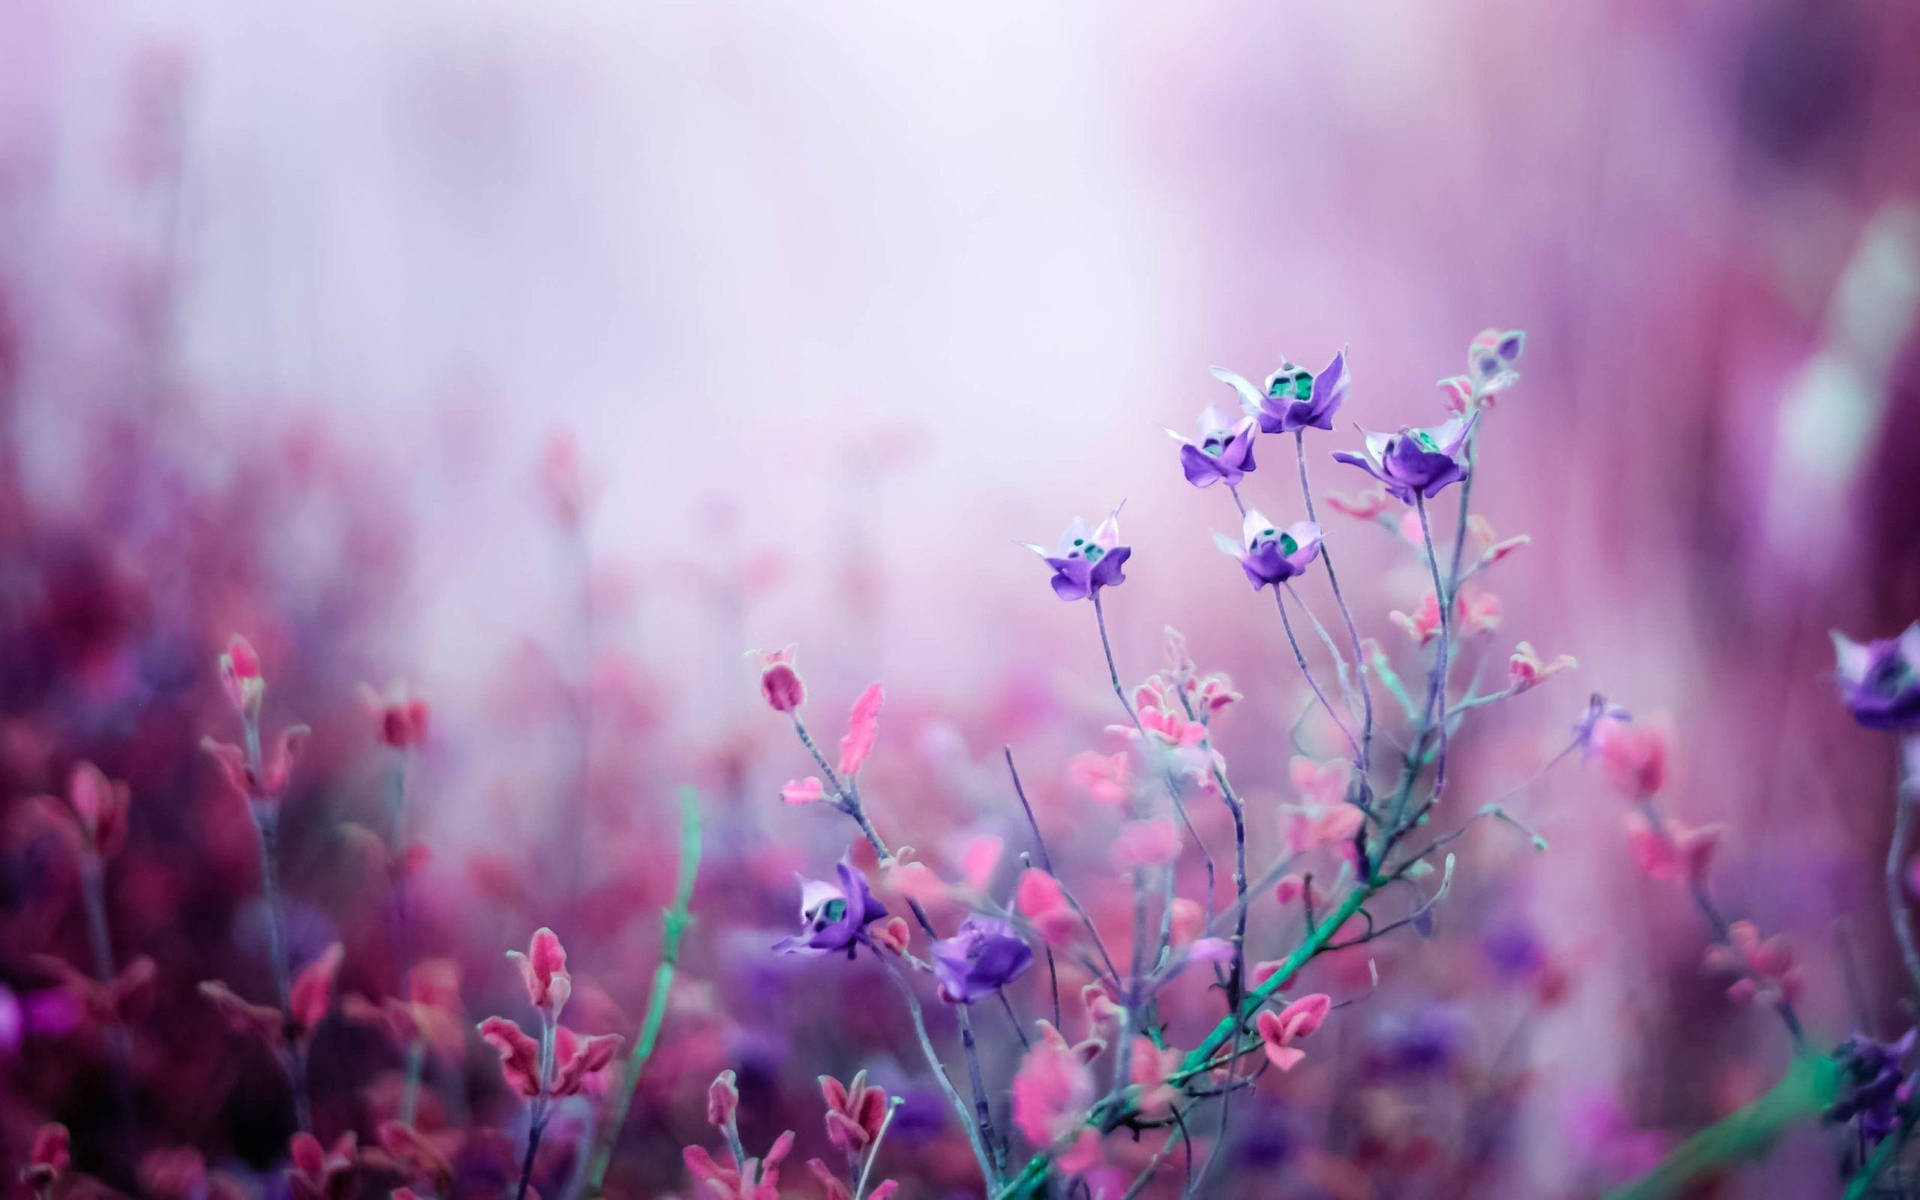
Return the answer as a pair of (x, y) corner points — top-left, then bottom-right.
(1129, 1036), (1185, 1118)
(1272, 874), (1321, 909)
(359, 682), (429, 749)
(1508, 642), (1576, 693)
(219, 634), (264, 716)
(1187, 671), (1242, 716)
(478, 1016), (542, 1097)
(20, 1123), (69, 1192)
(870, 916), (912, 955)
(507, 927), (571, 1016)
(1623, 812), (1719, 885)
(820, 1071), (888, 1156)
(708, 1069), (741, 1128)
(751, 646), (806, 713)
(959, 834), (1004, 892)
(1255, 993), (1333, 1072)
(837, 683), (885, 776)
(1012, 1022), (1096, 1149)
(1168, 897), (1204, 946)
(550, 1025), (622, 1097)
(201, 725), (310, 805)
(32, 761), (131, 860)
(1017, 870), (1079, 947)
(1137, 704), (1206, 747)
(1705, 921), (1804, 1008)
(1289, 756), (1350, 807)
(287, 1132), (357, 1200)
(684, 1129), (794, 1200)
(1067, 751), (1133, 806)
(1593, 719), (1668, 798)
(1280, 802), (1364, 857)
(1112, 819), (1180, 868)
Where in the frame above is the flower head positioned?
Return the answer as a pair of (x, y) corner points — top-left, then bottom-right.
(1832, 625), (1920, 732)
(219, 634), (265, 718)
(1212, 348), (1350, 435)
(1167, 405), (1258, 488)
(1214, 508), (1322, 590)
(506, 927), (572, 1017)
(1831, 1028), (1917, 1146)
(1509, 642), (1577, 693)
(820, 1071), (889, 1155)
(360, 682), (429, 749)
(1256, 993), (1333, 1071)
(41, 761), (131, 859)
(751, 645), (806, 713)
(931, 917), (1034, 1003)
(1332, 416), (1476, 504)
(1022, 507), (1131, 602)
(774, 855), (889, 959)
(1467, 328), (1526, 395)
(20, 1123), (69, 1194)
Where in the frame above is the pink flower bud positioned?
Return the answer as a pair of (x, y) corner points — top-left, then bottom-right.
(707, 1069), (740, 1128)
(752, 646), (806, 713)
(220, 635), (265, 718)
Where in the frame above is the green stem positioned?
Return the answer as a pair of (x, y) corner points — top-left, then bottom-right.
(582, 788), (703, 1198)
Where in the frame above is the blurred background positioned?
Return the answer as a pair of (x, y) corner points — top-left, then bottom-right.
(4, 1), (1920, 1196)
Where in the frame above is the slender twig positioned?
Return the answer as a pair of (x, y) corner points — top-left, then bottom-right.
(1293, 430), (1375, 771)
(1889, 738), (1920, 1001)
(584, 788), (704, 1197)
(881, 957), (999, 1186)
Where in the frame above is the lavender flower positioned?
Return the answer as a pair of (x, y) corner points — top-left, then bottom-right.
(1213, 508), (1322, 590)
(1211, 348), (1350, 435)
(1574, 693), (1632, 758)
(930, 917), (1033, 1003)
(1467, 329), (1526, 395)
(1166, 405), (1257, 488)
(1832, 625), (1920, 732)
(1332, 415), (1477, 504)
(774, 855), (889, 960)
(1021, 507), (1131, 601)
(1829, 1028), (1915, 1146)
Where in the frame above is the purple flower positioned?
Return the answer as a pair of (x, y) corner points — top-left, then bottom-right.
(774, 855), (889, 960)
(930, 916), (1033, 1003)
(1166, 406), (1257, 488)
(1021, 507), (1131, 602)
(1830, 1028), (1915, 1146)
(1574, 693), (1632, 758)
(1832, 625), (1920, 732)
(1214, 508), (1321, 590)
(1467, 329), (1526, 395)
(1331, 415), (1477, 504)
(1211, 348), (1350, 435)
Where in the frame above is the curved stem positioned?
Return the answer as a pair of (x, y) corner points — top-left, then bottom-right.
(1889, 744), (1920, 1000)
(882, 958), (999, 1187)
(1294, 430), (1375, 771)
(1413, 496), (1452, 810)
(1272, 587), (1362, 761)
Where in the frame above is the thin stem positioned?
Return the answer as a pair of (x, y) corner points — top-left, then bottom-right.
(1272, 587), (1362, 761)
(252, 803), (310, 1132)
(882, 958), (998, 1187)
(584, 788), (704, 1197)
(853, 1098), (905, 1200)
(1892, 738), (1920, 1003)
(1413, 496), (1452, 811)
(1294, 430), (1375, 772)
(957, 1005), (1003, 1175)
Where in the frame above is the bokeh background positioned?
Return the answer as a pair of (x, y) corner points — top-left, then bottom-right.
(4, 2), (1920, 1197)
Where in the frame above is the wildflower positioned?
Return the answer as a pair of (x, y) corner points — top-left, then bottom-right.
(780, 777), (827, 805)
(1332, 416), (1477, 504)
(1830, 1029), (1917, 1146)
(1017, 869), (1079, 947)
(871, 915), (912, 955)
(1188, 670), (1242, 716)
(1130, 1036), (1185, 1118)
(750, 645), (806, 713)
(1592, 719), (1668, 798)
(1832, 624), (1920, 732)
(1067, 750), (1132, 806)
(1467, 328), (1526, 394)
(506, 927), (571, 1017)
(1280, 802), (1364, 858)
(820, 1071), (889, 1155)
(200, 942), (339, 1047)
(1012, 1022), (1098, 1154)
(685, 1130), (795, 1200)
(20, 1123), (68, 1195)
(1256, 993), (1334, 1071)
(1574, 694), (1632, 757)
(929, 916), (1034, 1003)
(1622, 812), (1720, 885)
(359, 682), (429, 749)
(1021, 507), (1131, 601)
(201, 727), (309, 806)
(286, 1132), (357, 1200)
(1390, 588), (1500, 645)
(1211, 348), (1350, 435)
(1509, 642), (1577, 693)
(219, 634), (265, 718)
(375, 1121), (454, 1196)
(1163, 626), (1197, 681)
(1215, 508), (1322, 590)
(1705, 921), (1804, 1007)
(774, 856), (889, 959)
(32, 761), (130, 859)
(1167, 405), (1258, 488)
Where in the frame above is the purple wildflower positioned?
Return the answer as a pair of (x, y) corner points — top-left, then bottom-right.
(930, 916), (1034, 1003)
(1214, 507), (1321, 590)
(1830, 1028), (1916, 1145)
(774, 855), (889, 960)
(1467, 328), (1526, 395)
(1832, 625), (1920, 732)
(1331, 415), (1477, 504)
(1166, 405), (1257, 488)
(1021, 506), (1131, 602)
(1211, 348), (1350, 435)
(1574, 693), (1632, 758)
